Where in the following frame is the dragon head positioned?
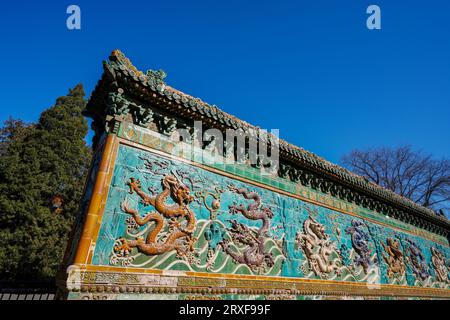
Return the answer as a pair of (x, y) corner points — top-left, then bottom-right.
(431, 247), (445, 262)
(262, 207), (274, 219)
(163, 175), (194, 205)
(351, 220), (364, 228)
(387, 238), (399, 249)
(310, 219), (326, 240)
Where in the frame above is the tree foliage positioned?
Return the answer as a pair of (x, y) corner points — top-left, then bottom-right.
(342, 146), (450, 215)
(0, 84), (92, 281)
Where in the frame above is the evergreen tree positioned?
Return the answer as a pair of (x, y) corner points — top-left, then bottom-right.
(0, 117), (33, 156)
(0, 84), (92, 281)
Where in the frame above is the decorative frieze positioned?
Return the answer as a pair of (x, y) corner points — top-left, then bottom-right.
(64, 269), (450, 299)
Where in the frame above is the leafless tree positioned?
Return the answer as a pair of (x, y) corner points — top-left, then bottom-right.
(341, 146), (450, 216)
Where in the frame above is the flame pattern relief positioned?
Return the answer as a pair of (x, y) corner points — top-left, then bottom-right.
(92, 144), (450, 288)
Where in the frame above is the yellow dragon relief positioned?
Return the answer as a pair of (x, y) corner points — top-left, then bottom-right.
(381, 238), (405, 279)
(114, 175), (197, 258)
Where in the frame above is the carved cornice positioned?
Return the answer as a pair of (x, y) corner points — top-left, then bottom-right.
(84, 50), (450, 238)
(59, 270), (450, 299)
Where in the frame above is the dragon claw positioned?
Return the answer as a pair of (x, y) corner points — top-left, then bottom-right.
(127, 178), (142, 194)
(115, 238), (132, 253)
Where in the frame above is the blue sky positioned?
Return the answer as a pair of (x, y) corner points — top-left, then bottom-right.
(0, 0), (449, 164)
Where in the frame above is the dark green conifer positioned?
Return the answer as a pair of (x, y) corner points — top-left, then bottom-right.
(0, 84), (92, 281)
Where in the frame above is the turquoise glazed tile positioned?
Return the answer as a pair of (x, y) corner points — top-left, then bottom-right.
(91, 143), (449, 292)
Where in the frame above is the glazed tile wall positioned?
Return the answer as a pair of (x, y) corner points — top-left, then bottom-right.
(92, 143), (450, 289)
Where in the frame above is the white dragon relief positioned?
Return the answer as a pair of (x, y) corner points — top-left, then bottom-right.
(296, 216), (341, 278)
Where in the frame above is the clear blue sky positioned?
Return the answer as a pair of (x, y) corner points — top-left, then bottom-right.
(0, 0), (449, 164)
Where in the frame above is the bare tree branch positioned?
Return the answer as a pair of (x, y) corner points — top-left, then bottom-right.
(341, 146), (450, 217)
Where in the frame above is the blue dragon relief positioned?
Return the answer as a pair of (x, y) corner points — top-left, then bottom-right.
(344, 220), (375, 274)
